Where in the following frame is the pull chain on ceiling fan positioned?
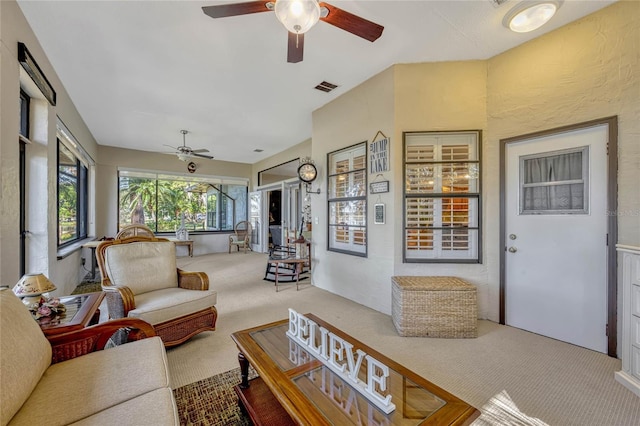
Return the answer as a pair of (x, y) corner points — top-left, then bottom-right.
(202, 0), (384, 63)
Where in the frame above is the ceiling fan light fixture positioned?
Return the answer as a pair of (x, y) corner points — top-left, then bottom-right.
(503, 1), (562, 33)
(274, 0), (321, 34)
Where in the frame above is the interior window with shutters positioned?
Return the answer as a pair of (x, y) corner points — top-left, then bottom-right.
(328, 143), (367, 256)
(403, 131), (481, 262)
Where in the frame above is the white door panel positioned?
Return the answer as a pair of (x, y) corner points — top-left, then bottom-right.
(505, 125), (608, 353)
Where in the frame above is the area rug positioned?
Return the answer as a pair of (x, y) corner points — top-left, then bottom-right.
(71, 280), (102, 294)
(173, 367), (258, 426)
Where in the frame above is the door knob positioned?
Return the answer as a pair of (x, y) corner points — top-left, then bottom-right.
(508, 246), (517, 253)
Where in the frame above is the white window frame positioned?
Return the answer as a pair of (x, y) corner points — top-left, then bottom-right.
(403, 131), (482, 263)
(327, 143), (367, 256)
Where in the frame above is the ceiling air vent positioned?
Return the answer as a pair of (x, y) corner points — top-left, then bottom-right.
(314, 81), (339, 93)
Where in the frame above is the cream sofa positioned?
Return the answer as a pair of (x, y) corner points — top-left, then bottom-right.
(0, 288), (178, 426)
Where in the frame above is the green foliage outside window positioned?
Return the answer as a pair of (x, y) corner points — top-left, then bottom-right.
(118, 172), (247, 233)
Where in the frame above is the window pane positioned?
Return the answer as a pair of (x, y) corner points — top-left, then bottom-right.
(58, 143), (78, 243)
(329, 200), (366, 226)
(58, 142), (87, 245)
(118, 173), (247, 233)
(406, 163), (479, 194)
(406, 198), (434, 227)
(406, 229), (434, 250)
(520, 148), (587, 214)
(119, 177), (157, 230)
(406, 229), (479, 260)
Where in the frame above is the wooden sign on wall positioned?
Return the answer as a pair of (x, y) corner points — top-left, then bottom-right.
(369, 131), (390, 173)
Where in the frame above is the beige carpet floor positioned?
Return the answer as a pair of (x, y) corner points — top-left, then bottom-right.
(160, 252), (638, 425)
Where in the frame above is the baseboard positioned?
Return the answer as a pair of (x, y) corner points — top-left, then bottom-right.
(615, 371), (640, 398)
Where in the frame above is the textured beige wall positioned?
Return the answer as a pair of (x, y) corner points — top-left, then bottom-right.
(486, 1), (640, 319)
(488, 0), (639, 245)
(0, 0), (98, 293)
(312, 66), (395, 314)
(393, 61), (489, 317)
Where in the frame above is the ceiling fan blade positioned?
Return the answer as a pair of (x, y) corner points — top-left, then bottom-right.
(202, 1), (272, 19)
(193, 153), (214, 159)
(163, 144), (179, 150)
(287, 32), (304, 63)
(191, 148), (210, 153)
(319, 2), (384, 42)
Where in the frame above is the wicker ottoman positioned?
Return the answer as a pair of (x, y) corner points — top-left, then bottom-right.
(392, 276), (477, 338)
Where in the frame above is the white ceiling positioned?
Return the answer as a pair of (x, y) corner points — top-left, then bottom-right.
(17, 0), (616, 164)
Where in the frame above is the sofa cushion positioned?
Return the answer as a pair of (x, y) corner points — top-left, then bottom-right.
(8, 336), (170, 426)
(0, 289), (52, 426)
(68, 388), (178, 426)
(129, 287), (218, 325)
(104, 241), (178, 295)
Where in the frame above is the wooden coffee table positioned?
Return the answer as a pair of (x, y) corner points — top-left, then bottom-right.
(231, 314), (479, 425)
(37, 292), (104, 336)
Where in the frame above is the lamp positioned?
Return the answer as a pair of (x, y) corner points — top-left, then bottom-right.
(13, 273), (57, 306)
(274, 0), (321, 34)
(503, 1), (562, 33)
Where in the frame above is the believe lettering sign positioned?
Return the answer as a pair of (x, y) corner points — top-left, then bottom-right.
(369, 137), (390, 173)
(286, 309), (396, 414)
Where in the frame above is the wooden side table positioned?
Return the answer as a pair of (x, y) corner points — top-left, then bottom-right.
(37, 292), (105, 336)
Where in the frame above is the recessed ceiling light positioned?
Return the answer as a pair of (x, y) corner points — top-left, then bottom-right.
(503, 1), (562, 33)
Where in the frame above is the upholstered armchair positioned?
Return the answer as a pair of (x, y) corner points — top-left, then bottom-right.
(96, 235), (217, 347)
(0, 288), (178, 426)
(229, 220), (252, 253)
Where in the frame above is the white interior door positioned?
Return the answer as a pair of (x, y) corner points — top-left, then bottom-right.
(249, 191), (262, 252)
(281, 181), (290, 234)
(505, 124), (609, 353)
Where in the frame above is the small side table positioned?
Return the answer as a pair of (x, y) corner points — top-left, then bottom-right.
(271, 258), (308, 292)
(37, 292), (105, 337)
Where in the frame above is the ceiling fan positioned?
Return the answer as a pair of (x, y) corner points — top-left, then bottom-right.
(164, 130), (214, 162)
(202, 0), (384, 63)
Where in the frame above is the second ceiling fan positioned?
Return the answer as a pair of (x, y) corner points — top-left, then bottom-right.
(202, 0), (384, 63)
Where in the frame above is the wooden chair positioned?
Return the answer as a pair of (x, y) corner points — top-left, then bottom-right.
(97, 235), (217, 347)
(229, 220), (252, 253)
(116, 224), (155, 239)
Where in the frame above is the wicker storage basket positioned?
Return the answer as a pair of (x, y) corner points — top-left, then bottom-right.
(392, 276), (478, 338)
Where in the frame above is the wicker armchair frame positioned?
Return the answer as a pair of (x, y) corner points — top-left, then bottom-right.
(116, 224), (155, 239)
(229, 220), (252, 253)
(47, 318), (156, 364)
(96, 235), (217, 347)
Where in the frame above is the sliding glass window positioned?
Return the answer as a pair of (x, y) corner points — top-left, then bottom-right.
(327, 143), (367, 256)
(403, 131), (481, 263)
(118, 170), (248, 233)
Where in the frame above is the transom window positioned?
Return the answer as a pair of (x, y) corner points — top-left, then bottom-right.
(118, 170), (248, 233)
(403, 131), (481, 262)
(328, 143), (367, 256)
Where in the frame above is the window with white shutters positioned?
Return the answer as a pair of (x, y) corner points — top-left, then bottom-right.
(328, 143), (367, 256)
(403, 131), (481, 262)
